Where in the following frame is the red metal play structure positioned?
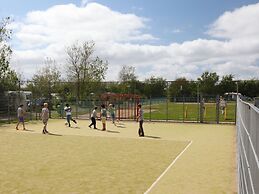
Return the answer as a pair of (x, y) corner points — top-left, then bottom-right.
(100, 93), (141, 120)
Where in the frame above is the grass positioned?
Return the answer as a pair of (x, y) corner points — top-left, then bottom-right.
(143, 102), (236, 122)
(0, 120), (236, 194)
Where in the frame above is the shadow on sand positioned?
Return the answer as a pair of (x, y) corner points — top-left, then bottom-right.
(106, 130), (120, 133)
(70, 126), (80, 129)
(116, 125), (126, 128)
(142, 135), (161, 139)
(22, 129), (34, 132)
(46, 132), (62, 136)
(93, 128), (120, 133)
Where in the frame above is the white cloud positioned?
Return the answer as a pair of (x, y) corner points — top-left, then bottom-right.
(10, 2), (259, 81)
(207, 3), (259, 40)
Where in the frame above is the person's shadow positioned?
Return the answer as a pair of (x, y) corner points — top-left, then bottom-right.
(116, 125), (126, 128)
(106, 130), (120, 133)
(47, 132), (62, 136)
(142, 135), (161, 139)
(23, 129), (34, 132)
(70, 126), (80, 129)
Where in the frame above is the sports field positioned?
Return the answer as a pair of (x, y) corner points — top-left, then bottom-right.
(0, 119), (237, 194)
(143, 102), (236, 122)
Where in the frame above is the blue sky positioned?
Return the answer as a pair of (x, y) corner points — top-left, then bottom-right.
(1, 0), (259, 80)
(1, 0), (258, 44)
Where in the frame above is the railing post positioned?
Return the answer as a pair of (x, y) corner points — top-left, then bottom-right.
(197, 83), (200, 122)
(149, 95), (151, 121)
(200, 94), (204, 123)
(216, 95), (220, 124)
(8, 92), (10, 124)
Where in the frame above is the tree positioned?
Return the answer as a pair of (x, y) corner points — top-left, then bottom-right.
(169, 77), (197, 100)
(66, 41), (108, 99)
(197, 71), (219, 95)
(143, 76), (167, 98)
(238, 79), (259, 97)
(218, 74), (236, 95)
(117, 65), (138, 94)
(27, 58), (62, 99)
(118, 65), (137, 82)
(0, 17), (18, 92)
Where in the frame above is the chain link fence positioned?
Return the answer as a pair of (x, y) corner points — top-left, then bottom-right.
(0, 80), (237, 124)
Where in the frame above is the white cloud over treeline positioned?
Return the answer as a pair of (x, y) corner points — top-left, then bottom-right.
(10, 2), (259, 80)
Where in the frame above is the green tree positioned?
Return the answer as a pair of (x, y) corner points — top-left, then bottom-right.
(197, 71), (219, 95)
(169, 78), (197, 98)
(0, 17), (18, 92)
(218, 74), (236, 95)
(117, 65), (139, 94)
(143, 76), (167, 98)
(27, 58), (62, 99)
(66, 41), (108, 99)
(238, 79), (259, 97)
(118, 65), (137, 82)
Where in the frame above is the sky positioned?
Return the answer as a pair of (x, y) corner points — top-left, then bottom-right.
(1, 0), (259, 81)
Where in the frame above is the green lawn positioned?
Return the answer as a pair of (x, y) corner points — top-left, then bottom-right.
(143, 102), (236, 122)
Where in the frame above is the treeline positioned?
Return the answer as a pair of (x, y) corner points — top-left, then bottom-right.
(11, 70), (259, 101)
(1, 17), (259, 102)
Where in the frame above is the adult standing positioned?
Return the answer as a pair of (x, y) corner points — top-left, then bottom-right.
(16, 104), (26, 130)
(41, 103), (50, 134)
(137, 104), (144, 137)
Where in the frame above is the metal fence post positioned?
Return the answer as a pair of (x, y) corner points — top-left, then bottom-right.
(197, 83), (200, 122)
(30, 92), (32, 120)
(166, 82), (169, 121)
(18, 80), (21, 106)
(235, 81), (239, 124)
(48, 81), (52, 118)
(182, 95), (185, 122)
(200, 94), (204, 123)
(8, 92), (10, 124)
(149, 95), (151, 121)
(166, 95), (169, 122)
(216, 95), (220, 124)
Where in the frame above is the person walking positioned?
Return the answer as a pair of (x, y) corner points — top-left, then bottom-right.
(137, 104), (144, 137)
(89, 106), (98, 129)
(64, 103), (77, 127)
(16, 104), (26, 130)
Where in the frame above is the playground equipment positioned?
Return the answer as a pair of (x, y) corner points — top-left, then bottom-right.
(100, 93), (141, 120)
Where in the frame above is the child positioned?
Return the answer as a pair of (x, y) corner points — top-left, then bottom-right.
(100, 104), (107, 131)
(41, 103), (49, 134)
(137, 104), (144, 137)
(109, 103), (116, 125)
(89, 106), (98, 129)
(64, 103), (77, 127)
(16, 104), (26, 130)
(219, 96), (227, 115)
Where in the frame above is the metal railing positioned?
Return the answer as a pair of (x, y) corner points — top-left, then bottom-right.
(236, 95), (259, 194)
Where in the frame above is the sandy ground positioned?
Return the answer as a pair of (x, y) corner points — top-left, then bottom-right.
(0, 119), (236, 194)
